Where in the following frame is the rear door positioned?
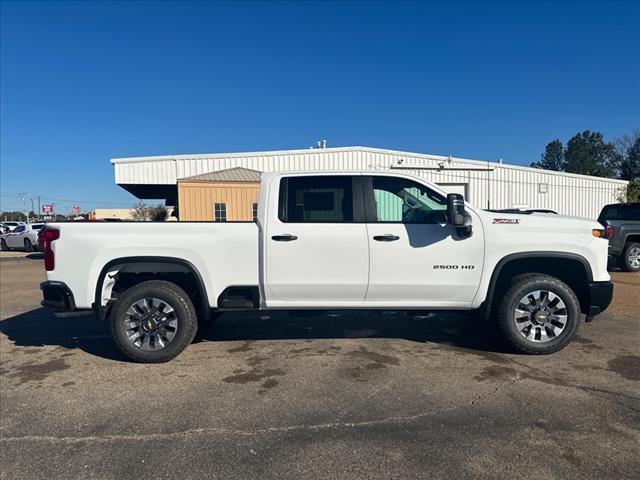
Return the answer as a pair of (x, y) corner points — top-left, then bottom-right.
(264, 174), (369, 307)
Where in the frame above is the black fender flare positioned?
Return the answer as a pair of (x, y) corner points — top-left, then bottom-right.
(92, 256), (209, 321)
(478, 251), (593, 319)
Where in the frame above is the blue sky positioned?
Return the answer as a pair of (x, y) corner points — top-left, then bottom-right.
(1, 0), (639, 212)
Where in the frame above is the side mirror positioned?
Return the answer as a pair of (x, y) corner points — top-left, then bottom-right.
(446, 193), (473, 238)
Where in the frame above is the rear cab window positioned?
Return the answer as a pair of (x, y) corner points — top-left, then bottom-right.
(600, 205), (640, 222)
(278, 176), (357, 223)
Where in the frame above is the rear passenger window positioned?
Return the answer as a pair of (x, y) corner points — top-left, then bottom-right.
(626, 205), (640, 220)
(279, 176), (354, 223)
(601, 206), (620, 221)
(601, 205), (640, 221)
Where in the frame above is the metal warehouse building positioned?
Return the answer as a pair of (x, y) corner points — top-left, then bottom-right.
(112, 146), (627, 221)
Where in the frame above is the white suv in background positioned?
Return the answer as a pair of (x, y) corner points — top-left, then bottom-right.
(1, 221), (25, 232)
(0, 223), (45, 252)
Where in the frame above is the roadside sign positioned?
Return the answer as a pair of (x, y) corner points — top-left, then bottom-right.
(42, 204), (53, 213)
(72, 204), (81, 214)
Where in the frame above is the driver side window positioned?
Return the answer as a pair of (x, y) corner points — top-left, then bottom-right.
(370, 176), (447, 224)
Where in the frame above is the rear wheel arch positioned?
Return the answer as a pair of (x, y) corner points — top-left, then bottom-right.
(481, 252), (593, 318)
(624, 234), (640, 244)
(94, 256), (210, 321)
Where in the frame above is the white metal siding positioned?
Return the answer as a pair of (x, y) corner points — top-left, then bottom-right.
(112, 147), (627, 219)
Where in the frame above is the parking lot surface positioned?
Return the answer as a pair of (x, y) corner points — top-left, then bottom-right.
(1, 256), (639, 479)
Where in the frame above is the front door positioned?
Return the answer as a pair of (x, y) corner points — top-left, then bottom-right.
(264, 175), (369, 307)
(363, 175), (484, 308)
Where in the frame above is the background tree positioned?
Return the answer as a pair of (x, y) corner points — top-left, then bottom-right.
(564, 130), (618, 177)
(1, 211), (27, 222)
(614, 130), (640, 181)
(148, 204), (168, 221)
(531, 139), (564, 171)
(627, 181), (640, 202)
(130, 200), (149, 221)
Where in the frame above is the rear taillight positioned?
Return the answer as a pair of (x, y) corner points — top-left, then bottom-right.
(42, 228), (60, 271)
(604, 225), (614, 239)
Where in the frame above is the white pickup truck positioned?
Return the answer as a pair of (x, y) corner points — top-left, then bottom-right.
(40, 171), (613, 362)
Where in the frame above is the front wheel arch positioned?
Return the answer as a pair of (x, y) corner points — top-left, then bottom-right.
(480, 252), (593, 319)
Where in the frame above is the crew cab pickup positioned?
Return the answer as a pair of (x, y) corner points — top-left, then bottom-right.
(40, 171), (613, 362)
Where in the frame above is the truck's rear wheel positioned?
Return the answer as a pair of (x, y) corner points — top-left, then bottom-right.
(110, 280), (198, 363)
(622, 242), (640, 272)
(497, 274), (580, 354)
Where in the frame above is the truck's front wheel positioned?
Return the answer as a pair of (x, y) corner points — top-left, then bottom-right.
(110, 280), (198, 363)
(497, 274), (581, 354)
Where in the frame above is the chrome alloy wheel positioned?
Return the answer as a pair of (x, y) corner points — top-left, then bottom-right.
(513, 290), (568, 343)
(123, 297), (178, 350)
(629, 246), (640, 269)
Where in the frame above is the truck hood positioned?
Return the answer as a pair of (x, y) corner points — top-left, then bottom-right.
(478, 210), (603, 231)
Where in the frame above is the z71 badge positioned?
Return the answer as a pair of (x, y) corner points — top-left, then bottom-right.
(493, 218), (520, 224)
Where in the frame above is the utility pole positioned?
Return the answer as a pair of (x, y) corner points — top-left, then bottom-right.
(18, 192), (28, 223)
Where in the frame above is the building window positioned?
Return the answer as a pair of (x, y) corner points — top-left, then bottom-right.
(252, 203), (258, 222)
(214, 203), (227, 222)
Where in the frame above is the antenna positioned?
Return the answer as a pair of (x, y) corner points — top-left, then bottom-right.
(310, 139), (328, 149)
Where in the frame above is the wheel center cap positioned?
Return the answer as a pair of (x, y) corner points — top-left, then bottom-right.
(143, 318), (157, 332)
(534, 310), (548, 324)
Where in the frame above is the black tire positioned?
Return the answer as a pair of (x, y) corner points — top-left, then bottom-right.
(0, 239), (8, 251)
(621, 242), (640, 273)
(24, 239), (34, 252)
(110, 280), (198, 363)
(497, 273), (581, 354)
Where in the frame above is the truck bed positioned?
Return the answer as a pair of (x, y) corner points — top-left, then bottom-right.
(47, 222), (259, 309)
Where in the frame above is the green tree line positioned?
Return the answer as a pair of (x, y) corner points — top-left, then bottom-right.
(531, 130), (640, 202)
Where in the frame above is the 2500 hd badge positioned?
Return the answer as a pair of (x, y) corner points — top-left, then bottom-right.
(433, 265), (475, 269)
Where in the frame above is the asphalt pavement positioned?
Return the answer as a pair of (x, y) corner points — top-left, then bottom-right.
(0, 255), (638, 479)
